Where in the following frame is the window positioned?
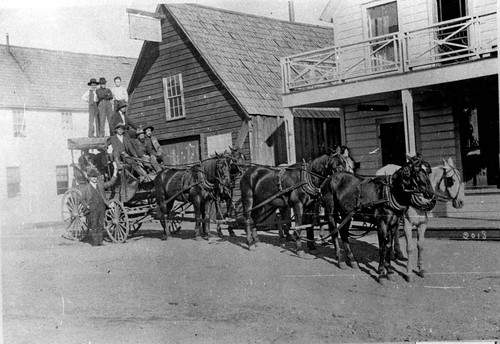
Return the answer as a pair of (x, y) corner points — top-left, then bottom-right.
(162, 74), (185, 120)
(61, 112), (73, 131)
(56, 165), (69, 195)
(367, 1), (399, 70)
(6, 166), (21, 198)
(13, 110), (26, 138)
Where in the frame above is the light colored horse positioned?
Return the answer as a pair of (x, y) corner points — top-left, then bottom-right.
(376, 157), (465, 282)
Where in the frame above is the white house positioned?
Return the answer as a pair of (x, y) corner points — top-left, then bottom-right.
(0, 44), (137, 226)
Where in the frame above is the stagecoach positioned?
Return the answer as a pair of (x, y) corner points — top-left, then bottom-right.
(61, 137), (162, 243)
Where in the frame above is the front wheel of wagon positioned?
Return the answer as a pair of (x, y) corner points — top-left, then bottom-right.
(105, 199), (129, 243)
(61, 188), (89, 241)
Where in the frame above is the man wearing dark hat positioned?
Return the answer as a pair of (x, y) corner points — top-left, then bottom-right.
(81, 78), (99, 137)
(110, 100), (137, 138)
(80, 167), (118, 246)
(134, 127), (161, 172)
(96, 77), (114, 137)
(144, 124), (163, 164)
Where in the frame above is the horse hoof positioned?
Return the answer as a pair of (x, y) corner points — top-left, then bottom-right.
(387, 273), (396, 281)
(161, 235), (168, 241)
(229, 232), (236, 237)
(378, 276), (388, 286)
(417, 269), (426, 278)
(405, 274), (415, 283)
(308, 249), (319, 256)
(395, 252), (406, 261)
(296, 250), (306, 258)
(339, 261), (349, 270)
(349, 261), (359, 270)
(248, 244), (256, 251)
(195, 236), (204, 242)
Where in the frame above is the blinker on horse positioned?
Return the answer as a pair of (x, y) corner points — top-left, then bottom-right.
(240, 147), (352, 255)
(321, 155), (435, 284)
(154, 154), (232, 240)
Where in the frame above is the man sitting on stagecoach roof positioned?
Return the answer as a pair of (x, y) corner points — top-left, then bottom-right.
(144, 124), (163, 164)
(134, 127), (161, 172)
(110, 101), (137, 138)
(109, 122), (149, 180)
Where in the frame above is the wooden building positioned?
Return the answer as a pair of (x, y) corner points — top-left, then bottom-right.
(281, 0), (499, 219)
(127, 3), (337, 166)
(0, 44), (136, 226)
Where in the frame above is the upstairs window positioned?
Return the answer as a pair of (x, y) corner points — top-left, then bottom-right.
(56, 165), (69, 195)
(6, 166), (21, 198)
(13, 110), (26, 138)
(162, 74), (185, 121)
(61, 112), (73, 131)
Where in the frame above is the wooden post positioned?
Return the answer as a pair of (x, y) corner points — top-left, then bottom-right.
(283, 107), (296, 164)
(402, 89), (416, 156)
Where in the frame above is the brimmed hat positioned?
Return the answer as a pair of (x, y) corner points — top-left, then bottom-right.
(136, 128), (144, 135)
(115, 100), (127, 111)
(144, 124), (154, 132)
(99, 77), (107, 84)
(87, 169), (100, 177)
(115, 122), (125, 130)
(87, 78), (98, 86)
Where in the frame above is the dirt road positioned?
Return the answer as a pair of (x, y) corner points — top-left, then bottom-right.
(2, 223), (499, 343)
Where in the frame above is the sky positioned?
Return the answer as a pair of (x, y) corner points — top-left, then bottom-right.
(0, 0), (331, 58)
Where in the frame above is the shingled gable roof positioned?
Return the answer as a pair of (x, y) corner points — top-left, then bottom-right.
(0, 44), (137, 110)
(130, 3), (334, 117)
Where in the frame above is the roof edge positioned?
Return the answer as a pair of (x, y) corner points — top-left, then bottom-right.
(162, 3), (251, 120)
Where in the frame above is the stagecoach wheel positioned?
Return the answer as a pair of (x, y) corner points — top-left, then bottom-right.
(168, 216), (182, 233)
(105, 200), (129, 243)
(61, 188), (89, 241)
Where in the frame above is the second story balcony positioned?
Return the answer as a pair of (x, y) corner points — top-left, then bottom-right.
(282, 11), (497, 94)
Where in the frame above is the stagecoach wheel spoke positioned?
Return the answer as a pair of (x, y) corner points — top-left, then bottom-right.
(130, 222), (143, 234)
(105, 200), (129, 243)
(61, 188), (89, 241)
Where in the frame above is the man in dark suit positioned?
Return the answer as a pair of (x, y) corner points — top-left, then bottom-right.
(110, 101), (137, 138)
(81, 168), (118, 246)
(96, 77), (114, 137)
(109, 122), (149, 180)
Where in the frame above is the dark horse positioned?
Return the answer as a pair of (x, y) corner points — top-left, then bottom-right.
(240, 148), (352, 256)
(154, 154), (232, 240)
(321, 155), (435, 284)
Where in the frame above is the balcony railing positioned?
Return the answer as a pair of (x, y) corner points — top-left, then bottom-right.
(282, 11), (497, 93)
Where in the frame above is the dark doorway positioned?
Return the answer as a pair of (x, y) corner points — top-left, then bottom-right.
(436, 0), (468, 60)
(294, 117), (341, 162)
(379, 121), (406, 166)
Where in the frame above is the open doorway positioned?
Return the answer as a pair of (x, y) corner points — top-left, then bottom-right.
(436, 0), (468, 60)
(378, 120), (406, 166)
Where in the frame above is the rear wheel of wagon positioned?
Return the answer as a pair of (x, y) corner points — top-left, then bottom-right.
(105, 200), (129, 243)
(61, 188), (89, 241)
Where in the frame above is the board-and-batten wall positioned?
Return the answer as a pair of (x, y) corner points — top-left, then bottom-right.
(344, 91), (459, 175)
(128, 10), (249, 162)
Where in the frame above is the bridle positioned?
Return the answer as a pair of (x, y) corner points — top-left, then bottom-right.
(435, 165), (462, 202)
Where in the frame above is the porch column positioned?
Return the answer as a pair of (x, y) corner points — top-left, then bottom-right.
(283, 107), (296, 164)
(401, 89), (417, 156)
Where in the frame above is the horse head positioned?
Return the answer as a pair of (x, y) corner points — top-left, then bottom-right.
(225, 146), (246, 181)
(437, 157), (465, 209)
(214, 152), (232, 198)
(397, 154), (435, 199)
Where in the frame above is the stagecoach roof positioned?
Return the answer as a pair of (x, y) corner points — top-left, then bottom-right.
(67, 137), (109, 150)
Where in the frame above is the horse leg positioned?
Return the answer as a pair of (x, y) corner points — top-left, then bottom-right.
(416, 222), (427, 278)
(203, 199), (212, 239)
(339, 219), (358, 269)
(325, 210), (341, 265)
(386, 224), (396, 281)
(157, 201), (171, 241)
(225, 198), (236, 237)
(305, 204), (318, 254)
(393, 217), (406, 261)
(193, 197), (204, 241)
(404, 216), (416, 283)
(292, 203), (306, 258)
(377, 222), (389, 284)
